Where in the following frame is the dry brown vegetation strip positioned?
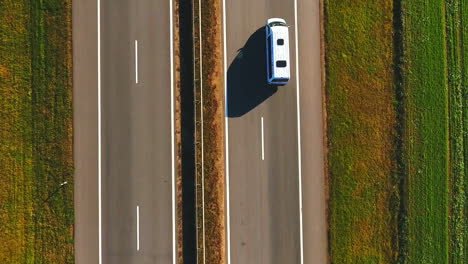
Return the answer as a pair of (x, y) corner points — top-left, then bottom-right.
(174, 0), (184, 262)
(199, 0), (226, 263)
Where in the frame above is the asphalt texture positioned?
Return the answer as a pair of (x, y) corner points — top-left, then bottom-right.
(100, 0), (174, 263)
(73, 0), (99, 263)
(73, 0), (326, 262)
(226, 1), (300, 263)
(225, 0), (327, 263)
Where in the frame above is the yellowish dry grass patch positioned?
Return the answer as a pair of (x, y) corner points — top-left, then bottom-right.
(0, 0), (73, 262)
(324, 0), (398, 262)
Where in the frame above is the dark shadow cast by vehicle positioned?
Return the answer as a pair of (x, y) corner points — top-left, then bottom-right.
(227, 27), (278, 118)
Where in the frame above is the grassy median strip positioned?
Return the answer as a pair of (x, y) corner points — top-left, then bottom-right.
(0, 0), (73, 262)
(198, 0), (226, 263)
(324, 0), (398, 262)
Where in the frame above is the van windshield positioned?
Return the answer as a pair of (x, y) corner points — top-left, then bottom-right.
(269, 21), (286, 27)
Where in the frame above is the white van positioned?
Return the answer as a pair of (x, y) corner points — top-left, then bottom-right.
(265, 18), (290, 85)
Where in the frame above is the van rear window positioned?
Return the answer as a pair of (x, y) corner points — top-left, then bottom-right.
(277, 39), (284, 45)
(276, 60), (287, 67)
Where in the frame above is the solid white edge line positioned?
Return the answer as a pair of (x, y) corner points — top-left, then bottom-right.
(293, 0), (304, 263)
(97, 0), (102, 262)
(135, 40), (139, 84)
(137, 205), (140, 251)
(222, 0), (231, 262)
(261, 117), (265, 160)
(199, 0), (206, 262)
(170, 0), (176, 262)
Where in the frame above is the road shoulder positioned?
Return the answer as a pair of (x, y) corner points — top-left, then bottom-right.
(297, 0), (328, 262)
(72, 0), (99, 263)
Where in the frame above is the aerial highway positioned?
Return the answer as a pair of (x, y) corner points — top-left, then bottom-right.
(73, 0), (325, 262)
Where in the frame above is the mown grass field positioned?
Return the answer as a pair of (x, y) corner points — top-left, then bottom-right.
(326, 0), (468, 262)
(324, 1), (397, 262)
(0, 0), (73, 263)
(401, 0), (449, 262)
(444, 0), (466, 262)
(462, 1), (468, 261)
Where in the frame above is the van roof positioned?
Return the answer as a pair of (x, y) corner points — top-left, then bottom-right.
(267, 18), (286, 25)
(269, 24), (290, 79)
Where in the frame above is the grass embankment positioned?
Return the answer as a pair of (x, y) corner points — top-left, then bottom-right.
(199, 0), (225, 263)
(324, 1), (397, 262)
(445, 0), (465, 262)
(0, 0), (73, 263)
(400, 0), (449, 262)
(462, 0), (468, 261)
(326, 0), (468, 262)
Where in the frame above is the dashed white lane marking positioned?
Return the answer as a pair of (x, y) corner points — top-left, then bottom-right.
(261, 117), (265, 160)
(135, 40), (139, 84)
(137, 205), (140, 251)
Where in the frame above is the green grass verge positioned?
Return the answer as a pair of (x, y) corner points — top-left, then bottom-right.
(461, 0), (468, 261)
(0, 0), (73, 263)
(400, 0), (449, 263)
(324, 0), (398, 262)
(325, 0), (468, 262)
(445, 0), (466, 262)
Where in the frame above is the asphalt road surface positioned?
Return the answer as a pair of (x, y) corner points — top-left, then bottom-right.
(73, 0), (99, 262)
(73, 0), (324, 262)
(224, 0), (327, 263)
(100, 0), (174, 263)
(74, 0), (175, 262)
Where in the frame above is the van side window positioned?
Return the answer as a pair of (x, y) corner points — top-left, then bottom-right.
(276, 60), (287, 67)
(277, 39), (284, 45)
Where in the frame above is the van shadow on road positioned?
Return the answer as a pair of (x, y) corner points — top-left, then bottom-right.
(227, 27), (278, 118)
